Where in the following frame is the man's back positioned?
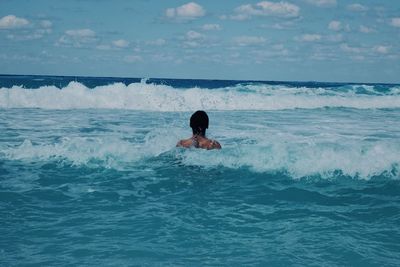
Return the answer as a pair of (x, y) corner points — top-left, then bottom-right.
(177, 135), (221, 150)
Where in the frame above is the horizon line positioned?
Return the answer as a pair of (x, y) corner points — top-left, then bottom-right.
(0, 73), (398, 86)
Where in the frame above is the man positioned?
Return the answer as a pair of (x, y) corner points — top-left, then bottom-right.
(177, 110), (221, 150)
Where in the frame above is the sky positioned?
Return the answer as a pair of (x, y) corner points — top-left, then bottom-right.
(0, 0), (399, 83)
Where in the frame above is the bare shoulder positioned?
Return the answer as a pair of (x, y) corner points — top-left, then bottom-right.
(177, 137), (221, 149)
(207, 139), (221, 150)
(176, 138), (192, 148)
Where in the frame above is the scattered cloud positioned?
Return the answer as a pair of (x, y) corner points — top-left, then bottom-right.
(58, 28), (97, 47)
(96, 39), (130, 50)
(304, 0), (336, 8)
(0, 15), (29, 29)
(40, 20), (52, 28)
(310, 49), (338, 61)
(186, 30), (204, 40)
(359, 25), (374, 33)
(347, 3), (368, 12)
(66, 29), (96, 38)
(296, 34), (321, 42)
(233, 36), (266, 46)
(339, 43), (391, 57)
(158, 54), (181, 63)
(261, 20), (298, 30)
(147, 38), (166, 46)
(328, 21), (341, 31)
(7, 30), (51, 41)
(390, 18), (400, 27)
(112, 39), (129, 48)
(151, 53), (174, 62)
(328, 20), (350, 32)
(373, 45), (390, 54)
(7, 33), (39, 41)
(182, 30), (207, 48)
(96, 44), (112, 50)
(231, 1), (300, 20)
(250, 45), (290, 63)
(350, 55), (365, 61)
(0, 53), (40, 62)
(124, 55), (142, 63)
(5, 18), (52, 41)
(270, 23), (288, 29)
(340, 43), (362, 53)
(326, 34), (343, 42)
(165, 2), (205, 21)
(201, 24), (221, 31)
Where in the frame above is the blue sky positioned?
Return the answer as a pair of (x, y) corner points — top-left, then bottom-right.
(0, 0), (399, 83)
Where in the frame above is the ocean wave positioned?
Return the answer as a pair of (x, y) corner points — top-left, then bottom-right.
(1, 81), (400, 111)
(2, 135), (399, 180)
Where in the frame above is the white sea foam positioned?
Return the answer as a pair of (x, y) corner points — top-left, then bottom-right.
(3, 134), (399, 180)
(2, 130), (179, 169)
(179, 141), (400, 179)
(1, 81), (400, 110)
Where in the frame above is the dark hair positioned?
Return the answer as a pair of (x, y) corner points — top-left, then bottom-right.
(190, 110), (209, 136)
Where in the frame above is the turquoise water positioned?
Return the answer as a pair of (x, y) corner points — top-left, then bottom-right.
(1, 76), (400, 266)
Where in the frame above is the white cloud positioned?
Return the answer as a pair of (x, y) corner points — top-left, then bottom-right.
(328, 21), (341, 31)
(182, 30), (206, 48)
(305, 0), (336, 7)
(390, 18), (400, 27)
(272, 44), (285, 50)
(96, 44), (112, 50)
(328, 21), (351, 32)
(186, 30), (204, 40)
(233, 36), (266, 46)
(112, 39), (129, 48)
(351, 55), (365, 61)
(0, 15), (29, 29)
(296, 34), (321, 42)
(359, 25), (374, 33)
(151, 53), (174, 62)
(183, 41), (200, 48)
(5, 18), (52, 41)
(230, 14), (250, 21)
(326, 34), (343, 42)
(0, 53), (40, 62)
(261, 20), (296, 30)
(96, 39), (130, 50)
(347, 4), (368, 12)
(7, 33), (42, 41)
(340, 43), (362, 53)
(124, 55), (142, 63)
(65, 29), (95, 38)
(232, 1), (300, 20)
(40, 20), (52, 28)
(373, 45), (390, 54)
(202, 24), (221, 31)
(165, 2), (205, 20)
(58, 29), (97, 47)
(147, 38), (166, 46)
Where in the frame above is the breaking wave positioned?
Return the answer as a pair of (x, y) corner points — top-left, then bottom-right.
(1, 81), (400, 111)
(2, 135), (399, 180)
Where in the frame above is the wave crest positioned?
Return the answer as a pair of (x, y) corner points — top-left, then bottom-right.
(1, 81), (400, 110)
(3, 136), (399, 180)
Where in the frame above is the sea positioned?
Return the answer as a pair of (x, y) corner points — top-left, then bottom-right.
(0, 74), (399, 266)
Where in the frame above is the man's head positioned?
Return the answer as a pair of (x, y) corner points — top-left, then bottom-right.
(190, 110), (209, 136)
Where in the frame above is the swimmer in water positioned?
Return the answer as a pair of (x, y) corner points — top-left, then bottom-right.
(177, 110), (221, 150)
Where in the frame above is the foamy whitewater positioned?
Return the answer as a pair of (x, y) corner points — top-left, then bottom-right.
(1, 75), (399, 266)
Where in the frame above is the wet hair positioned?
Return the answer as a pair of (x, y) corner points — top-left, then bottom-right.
(190, 110), (209, 136)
